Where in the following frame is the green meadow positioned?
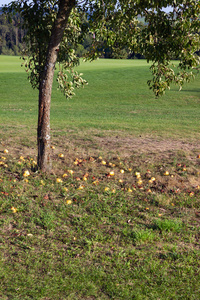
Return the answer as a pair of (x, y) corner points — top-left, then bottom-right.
(0, 55), (200, 299)
(0, 56), (200, 138)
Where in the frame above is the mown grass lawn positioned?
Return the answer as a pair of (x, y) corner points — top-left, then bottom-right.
(0, 56), (200, 299)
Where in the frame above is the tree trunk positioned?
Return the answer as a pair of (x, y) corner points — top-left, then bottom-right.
(15, 27), (18, 47)
(37, 0), (75, 172)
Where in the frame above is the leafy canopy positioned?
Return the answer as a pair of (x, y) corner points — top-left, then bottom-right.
(4, 0), (200, 97)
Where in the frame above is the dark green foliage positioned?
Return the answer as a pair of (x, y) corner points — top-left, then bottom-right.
(0, 8), (25, 55)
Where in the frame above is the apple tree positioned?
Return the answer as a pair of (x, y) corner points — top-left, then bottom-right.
(4, 0), (200, 172)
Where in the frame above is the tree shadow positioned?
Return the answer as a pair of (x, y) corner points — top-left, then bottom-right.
(180, 89), (200, 93)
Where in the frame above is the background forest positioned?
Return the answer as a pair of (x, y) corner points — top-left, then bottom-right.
(0, 8), (25, 55)
(0, 7), (145, 58)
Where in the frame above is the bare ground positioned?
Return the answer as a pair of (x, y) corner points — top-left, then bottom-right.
(92, 135), (200, 154)
(1, 129), (200, 160)
(1, 129), (200, 194)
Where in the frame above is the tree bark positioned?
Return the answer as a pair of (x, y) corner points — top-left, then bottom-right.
(37, 0), (75, 172)
(15, 27), (18, 47)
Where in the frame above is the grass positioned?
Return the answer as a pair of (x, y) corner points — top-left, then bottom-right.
(0, 56), (200, 139)
(0, 55), (200, 299)
(1, 149), (200, 299)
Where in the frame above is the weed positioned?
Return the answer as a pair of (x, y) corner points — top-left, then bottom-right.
(152, 218), (183, 232)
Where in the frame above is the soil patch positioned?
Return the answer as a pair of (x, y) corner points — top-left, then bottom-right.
(92, 135), (200, 155)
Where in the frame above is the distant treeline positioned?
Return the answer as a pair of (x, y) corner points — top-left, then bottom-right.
(0, 8), (144, 58)
(0, 8), (26, 55)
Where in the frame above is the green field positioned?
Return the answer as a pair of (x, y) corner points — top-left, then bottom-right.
(0, 56), (200, 139)
(0, 56), (200, 299)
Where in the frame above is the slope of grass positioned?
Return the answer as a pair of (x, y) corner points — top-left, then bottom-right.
(0, 55), (200, 299)
(0, 56), (200, 140)
(0, 148), (200, 299)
